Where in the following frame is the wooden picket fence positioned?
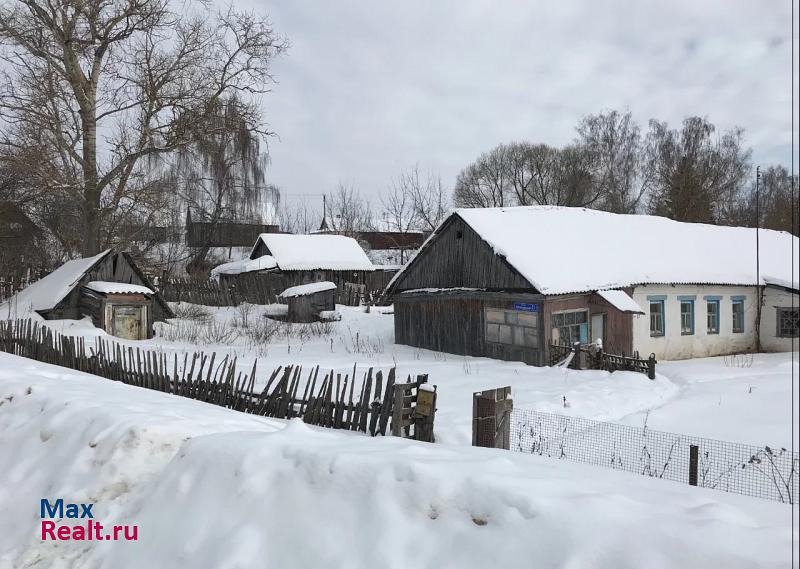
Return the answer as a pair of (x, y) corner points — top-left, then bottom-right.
(549, 343), (656, 379)
(0, 319), (434, 438)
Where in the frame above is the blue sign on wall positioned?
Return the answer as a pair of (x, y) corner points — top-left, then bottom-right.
(513, 302), (539, 312)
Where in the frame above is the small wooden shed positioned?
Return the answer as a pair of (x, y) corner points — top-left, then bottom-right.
(278, 281), (336, 323)
(0, 249), (174, 340)
(80, 281), (158, 340)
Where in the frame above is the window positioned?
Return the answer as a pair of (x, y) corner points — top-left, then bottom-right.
(649, 300), (665, 337)
(680, 299), (695, 335)
(731, 299), (744, 333)
(485, 308), (539, 347)
(551, 310), (588, 345)
(706, 299), (720, 334)
(777, 308), (799, 338)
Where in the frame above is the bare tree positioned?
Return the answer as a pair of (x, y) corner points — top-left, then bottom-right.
(277, 196), (322, 235)
(0, 0), (288, 256)
(577, 109), (648, 213)
(453, 145), (512, 208)
(381, 164), (450, 232)
(455, 142), (599, 209)
(645, 117), (751, 224)
(732, 165), (799, 235)
(381, 169), (419, 232)
(324, 182), (373, 236)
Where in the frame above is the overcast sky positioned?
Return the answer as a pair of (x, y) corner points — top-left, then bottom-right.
(250, 0), (797, 206)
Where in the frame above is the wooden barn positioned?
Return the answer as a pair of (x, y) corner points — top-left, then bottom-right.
(386, 206), (798, 364)
(212, 233), (376, 298)
(0, 250), (174, 340)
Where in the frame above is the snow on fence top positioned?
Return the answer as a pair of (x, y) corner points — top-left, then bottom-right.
(85, 281), (154, 295)
(0, 249), (111, 313)
(394, 206), (799, 295)
(278, 281), (337, 298)
(250, 234), (374, 272)
(210, 255), (278, 278)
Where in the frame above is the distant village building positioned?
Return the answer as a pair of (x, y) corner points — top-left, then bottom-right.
(317, 213), (426, 264)
(386, 206), (799, 364)
(211, 233), (378, 298)
(0, 201), (45, 272)
(0, 250), (174, 340)
(184, 208), (281, 249)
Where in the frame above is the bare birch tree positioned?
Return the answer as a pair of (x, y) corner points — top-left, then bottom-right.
(0, 0), (288, 256)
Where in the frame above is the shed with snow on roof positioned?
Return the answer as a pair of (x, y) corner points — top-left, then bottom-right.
(278, 281), (336, 323)
(1, 250), (174, 340)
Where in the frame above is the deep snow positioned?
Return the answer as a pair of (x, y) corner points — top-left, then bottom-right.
(34, 303), (799, 449)
(0, 353), (796, 569)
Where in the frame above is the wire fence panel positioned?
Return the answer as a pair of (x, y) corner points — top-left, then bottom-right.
(511, 408), (798, 504)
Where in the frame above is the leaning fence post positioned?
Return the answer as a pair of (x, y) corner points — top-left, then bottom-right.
(472, 387), (512, 449)
(688, 444), (699, 486)
(647, 353), (657, 380)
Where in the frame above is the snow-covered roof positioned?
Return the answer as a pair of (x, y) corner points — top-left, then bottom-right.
(596, 289), (645, 314)
(210, 255), (278, 278)
(278, 281), (337, 298)
(0, 250), (111, 313)
(85, 281), (154, 295)
(251, 234), (374, 272)
(393, 206), (798, 295)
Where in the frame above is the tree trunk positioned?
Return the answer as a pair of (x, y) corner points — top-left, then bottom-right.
(81, 110), (101, 257)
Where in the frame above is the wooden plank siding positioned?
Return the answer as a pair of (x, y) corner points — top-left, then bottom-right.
(387, 215), (533, 293)
(387, 213), (639, 366)
(394, 292), (545, 365)
(541, 291), (634, 358)
(43, 251), (173, 332)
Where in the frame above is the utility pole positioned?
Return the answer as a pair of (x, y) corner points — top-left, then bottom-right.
(755, 166), (762, 352)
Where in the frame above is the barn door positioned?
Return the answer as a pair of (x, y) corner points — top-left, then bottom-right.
(112, 306), (143, 340)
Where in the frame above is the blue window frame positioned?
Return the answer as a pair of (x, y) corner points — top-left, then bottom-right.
(704, 296), (721, 335)
(648, 296), (665, 337)
(706, 299), (720, 334)
(731, 297), (745, 333)
(678, 296), (695, 335)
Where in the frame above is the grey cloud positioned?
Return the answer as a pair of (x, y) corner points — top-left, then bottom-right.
(239, 0), (796, 201)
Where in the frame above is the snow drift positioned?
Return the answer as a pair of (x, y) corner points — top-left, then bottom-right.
(0, 352), (793, 569)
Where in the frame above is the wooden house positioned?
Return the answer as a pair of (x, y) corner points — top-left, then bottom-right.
(212, 233), (376, 297)
(386, 206), (799, 364)
(0, 250), (174, 340)
(278, 281), (337, 323)
(0, 201), (45, 272)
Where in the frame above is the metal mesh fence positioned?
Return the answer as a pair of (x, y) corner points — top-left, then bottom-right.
(511, 407), (799, 503)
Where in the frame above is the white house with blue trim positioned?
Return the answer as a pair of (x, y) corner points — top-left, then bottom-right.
(387, 206), (798, 364)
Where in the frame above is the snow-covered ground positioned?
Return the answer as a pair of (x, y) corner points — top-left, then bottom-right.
(41, 303), (798, 450)
(0, 352), (795, 569)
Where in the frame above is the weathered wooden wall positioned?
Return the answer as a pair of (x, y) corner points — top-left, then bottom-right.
(542, 292), (634, 356)
(286, 289), (335, 322)
(46, 252), (172, 324)
(394, 293), (544, 365)
(388, 215), (533, 292)
(187, 221), (279, 248)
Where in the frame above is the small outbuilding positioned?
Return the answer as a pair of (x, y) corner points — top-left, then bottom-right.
(278, 281), (337, 323)
(211, 233), (375, 301)
(0, 249), (174, 340)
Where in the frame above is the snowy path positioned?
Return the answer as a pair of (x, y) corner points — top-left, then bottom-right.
(0, 352), (795, 569)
